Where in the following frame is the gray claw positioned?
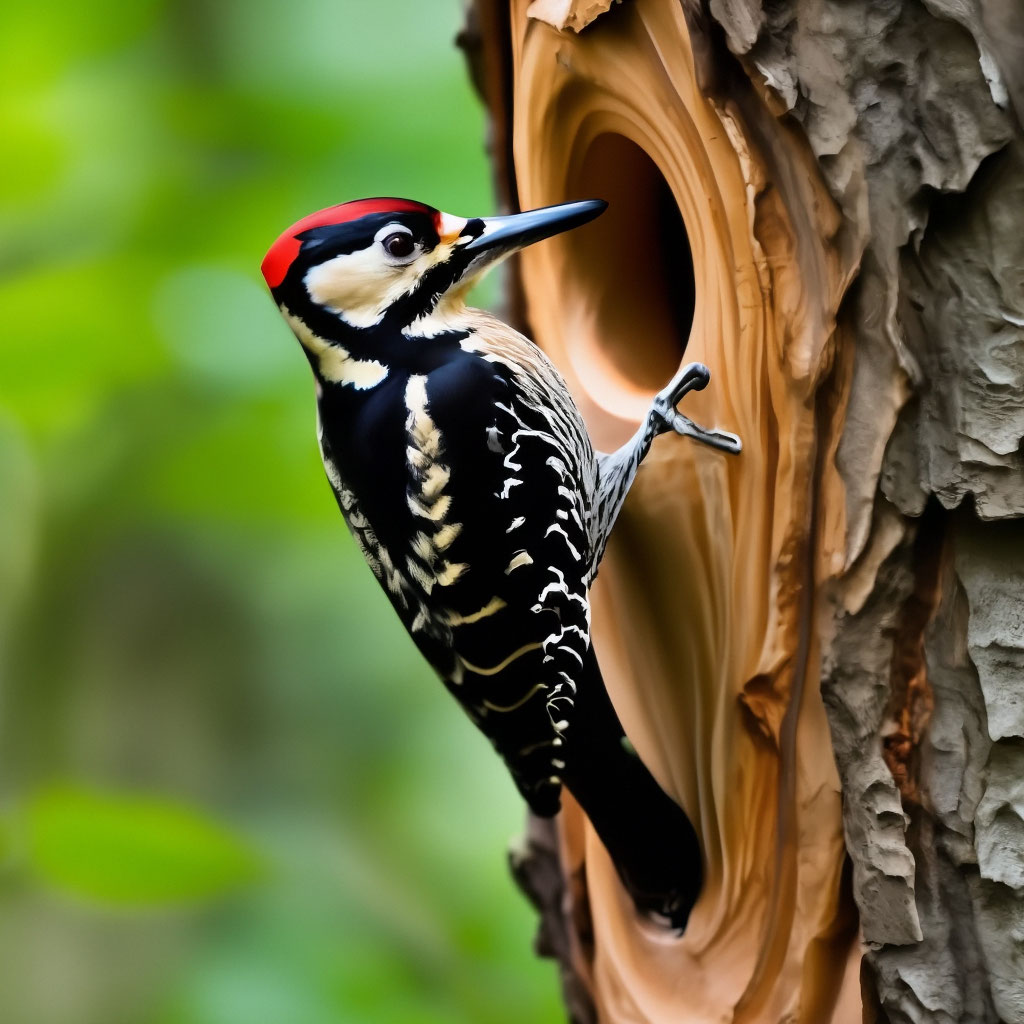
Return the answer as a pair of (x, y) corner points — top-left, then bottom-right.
(666, 362), (710, 403)
(653, 362), (743, 455)
(668, 411), (743, 454)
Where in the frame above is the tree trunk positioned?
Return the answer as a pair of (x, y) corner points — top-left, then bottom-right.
(461, 1), (1024, 1021)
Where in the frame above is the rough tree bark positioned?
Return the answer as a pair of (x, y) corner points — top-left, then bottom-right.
(460, 1), (1024, 1021)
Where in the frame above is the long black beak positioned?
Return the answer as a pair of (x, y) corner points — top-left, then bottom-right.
(464, 199), (607, 254)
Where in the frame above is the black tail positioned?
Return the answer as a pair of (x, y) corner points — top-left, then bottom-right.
(560, 647), (702, 930)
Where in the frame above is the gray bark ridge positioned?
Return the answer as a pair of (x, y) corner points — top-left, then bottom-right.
(708, 0), (1024, 1020)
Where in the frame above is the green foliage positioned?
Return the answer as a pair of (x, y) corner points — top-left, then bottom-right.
(26, 784), (262, 905)
(0, 1), (560, 1021)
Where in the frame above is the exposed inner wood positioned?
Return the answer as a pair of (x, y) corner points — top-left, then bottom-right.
(467, 0), (1024, 1020)
(502, 0), (860, 1019)
(881, 501), (942, 803)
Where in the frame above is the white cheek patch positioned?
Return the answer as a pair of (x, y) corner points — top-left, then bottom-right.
(283, 308), (388, 389)
(304, 247), (417, 329)
(304, 232), (460, 329)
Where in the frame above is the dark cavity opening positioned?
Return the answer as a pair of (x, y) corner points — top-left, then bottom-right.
(565, 134), (694, 395)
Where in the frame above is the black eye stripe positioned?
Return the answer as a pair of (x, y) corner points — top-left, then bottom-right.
(294, 212), (438, 266)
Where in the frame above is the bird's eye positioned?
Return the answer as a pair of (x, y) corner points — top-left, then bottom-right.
(382, 232), (415, 259)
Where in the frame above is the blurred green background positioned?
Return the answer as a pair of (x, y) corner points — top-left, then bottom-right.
(0, 2), (563, 1021)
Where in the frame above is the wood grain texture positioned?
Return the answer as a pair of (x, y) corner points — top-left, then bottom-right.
(466, 1), (1024, 1020)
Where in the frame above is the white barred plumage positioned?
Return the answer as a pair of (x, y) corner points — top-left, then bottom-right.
(262, 196), (740, 930)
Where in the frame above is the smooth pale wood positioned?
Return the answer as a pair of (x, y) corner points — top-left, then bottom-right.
(501, 1), (860, 1019)
(467, 0), (1024, 1020)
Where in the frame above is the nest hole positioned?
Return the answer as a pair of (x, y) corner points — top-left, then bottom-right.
(564, 134), (694, 396)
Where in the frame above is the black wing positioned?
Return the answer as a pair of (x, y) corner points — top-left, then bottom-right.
(386, 352), (596, 816)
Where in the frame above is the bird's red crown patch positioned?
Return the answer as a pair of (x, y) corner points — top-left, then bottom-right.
(261, 198), (439, 289)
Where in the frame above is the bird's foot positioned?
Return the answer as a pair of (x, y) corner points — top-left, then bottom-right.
(652, 362), (742, 455)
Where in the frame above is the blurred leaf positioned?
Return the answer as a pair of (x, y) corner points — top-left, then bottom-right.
(27, 784), (262, 905)
(152, 265), (294, 391)
(0, 0), (562, 1019)
(0, 414), (39, 629)
(0, 259), (168, 437)
(0, 811), (11, 866)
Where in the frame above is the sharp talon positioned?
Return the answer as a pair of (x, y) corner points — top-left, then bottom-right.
(665, 362), (710, 403)
(653, 363), (743, 455)
(670, 412), (743, 455)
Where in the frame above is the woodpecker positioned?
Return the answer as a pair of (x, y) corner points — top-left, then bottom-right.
(261, 197), (741, 929)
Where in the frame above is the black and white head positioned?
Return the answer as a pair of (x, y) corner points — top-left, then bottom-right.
(261, 196), (606, 333)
